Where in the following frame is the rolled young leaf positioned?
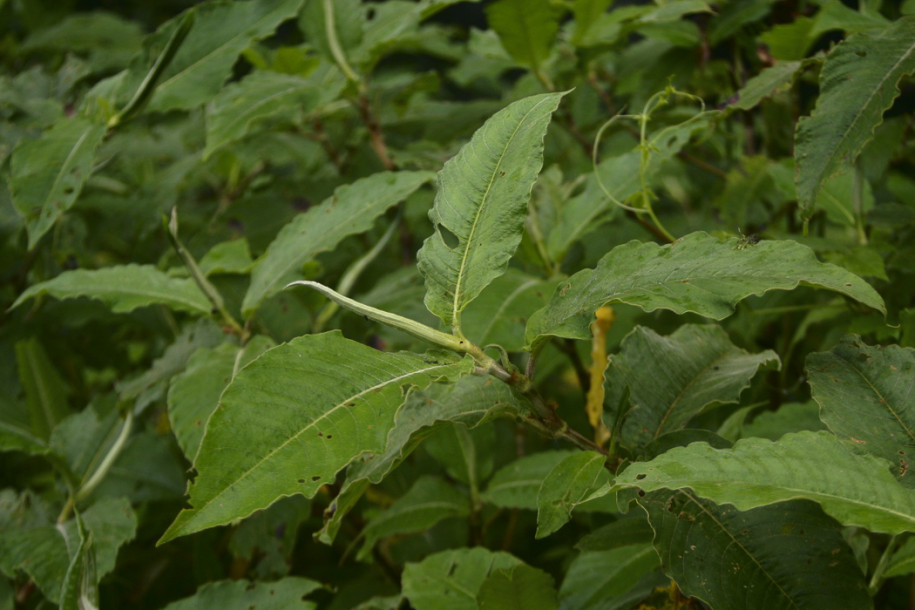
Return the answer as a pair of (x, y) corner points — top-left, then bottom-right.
(525, 232), (886, 348)
(417, 91), (567, 335)
(159, 331), (473, 543)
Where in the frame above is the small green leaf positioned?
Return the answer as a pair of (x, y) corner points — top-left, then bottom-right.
(639, 491), (871, 610)
(612, 324), (778, 451)
(162, 577), (321, 610)
(15, 338), (70, 440)
(728, 60), (803, 111)
(477, 564), (558, 610)
(884, 537), (915, 579)
(204, 68), (344, 159)
(159, 332), (473, 543)
(807, 336), (915, 483)
(417, 91), (567, 334)
(401, 547), (523, 610)
(615, 430), (915, 535)
(486, 0), (560, 71)
(0, 497), (136, 604)
(9, 117), (106, 248)
(525, 232), (886, 347)
(12, 264), (212, 315)
(481, 450), (576, 510)
(559, 544), (663, 610)
(795, 17), (915, 216)
(125, 0), (305, 113)
(243, 170), (433, 316)
(536, 451), (609, 539)
(358, 475), (470, 561)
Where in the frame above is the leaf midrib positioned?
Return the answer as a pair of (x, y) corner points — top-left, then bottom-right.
(180, 360), (458, 530)
(451, 96), (552, 328)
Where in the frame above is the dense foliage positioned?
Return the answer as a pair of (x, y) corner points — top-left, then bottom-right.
(2, 0), (915, 608)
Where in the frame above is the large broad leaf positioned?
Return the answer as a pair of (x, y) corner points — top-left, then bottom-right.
(639, 491), (871, 610)
(525, 232), (885, 347)
(612, 324), (778, 451)
(794, 17), (915, 215)
(242, 170), (433, 316)
(536, 451), (610, 538)
(807, 336), (915, 484)
(167, 336), (275, 461)
(358, 475), (471, 561)
(401, 547), (524, 610)
(204, 67), (344, 159)
(614, 430), (915, 535)
(485, 0), (560, 71)
(123, 0), (304, 113)
(9, 117), (106, 248)
(163, 577), (321, 610)
(729, 59), (803, 111)
(317, 374), (523, 544)
(558, 544), (663, 610)
(12, 264), (212, 315)
(159, 331), (472, 543)
(416, 91), (566, 334)
(14, 338), (70, 441)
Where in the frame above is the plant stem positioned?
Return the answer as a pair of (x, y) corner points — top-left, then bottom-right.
(358, 93), (396, 171)
(322, 0), (360, 86)
(869, 535), (900, 595)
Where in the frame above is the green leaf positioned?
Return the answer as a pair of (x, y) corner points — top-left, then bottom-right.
(167, 336), (275, 460)
(317, 374), (524, 544)
(612, 324), (778, 451)
(0, 497), (136, 604)
(243, 170), (433, 316)
(795, 17), (915, 216)
(641, 491), (870, 609)
(198, 239), (254, 276)
(614, 431), (915, 535)
(358, 475), (471, 560)
(525, 232), (886, 347)
(481, 450), (576, 510)
(127, 0), (305, 113)
(58, 511), (94, 610)
(204, 67), (344, 159)
(417, 91), (566, 334)
(884, 537), (915, 579)
(9, 117), (106, 248)
(807, 336), (915, 483)
(401, 547), (524, 610)
(536, 451), (609, 538)
(12, 264), (212, 315)
(485, 0), (560, 71)
(558, 544), (663, 610)
(162, 577), (321, 610)
(477, 564), (558, 610)
(14, 338), (71, 441)
(461, 270), (561, 352)
(729, 60), (803, 111)
(299, 0), (364, 76)
(159, 331), (472, 543)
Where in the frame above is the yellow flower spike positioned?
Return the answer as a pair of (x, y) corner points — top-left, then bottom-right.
(586, 306), (615, 446)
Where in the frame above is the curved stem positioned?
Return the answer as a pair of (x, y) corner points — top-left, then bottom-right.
(323, 0), (361, 87)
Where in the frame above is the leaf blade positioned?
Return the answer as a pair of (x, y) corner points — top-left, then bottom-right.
(615, 430), (915, 535)
(795, 17), (915, 215)
(159, 332), (472, 543)
(525, 232), (886, 347)
(242, 170), (433, 316)
(417, 91), (566, 332)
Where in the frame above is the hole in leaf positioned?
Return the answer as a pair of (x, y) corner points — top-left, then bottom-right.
(635, 473), (646, 480)
(311, 475), (321, 481)
(438, 224), (460, 249)
(297, 478), (305, 483)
